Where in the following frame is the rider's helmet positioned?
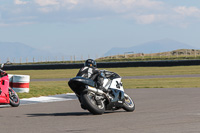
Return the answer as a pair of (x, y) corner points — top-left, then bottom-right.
(84, 59), (97, 67)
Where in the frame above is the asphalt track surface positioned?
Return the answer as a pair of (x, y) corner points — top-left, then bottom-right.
(1, 88), (200, 133)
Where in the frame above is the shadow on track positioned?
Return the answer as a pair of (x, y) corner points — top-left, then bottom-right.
(27, 110), (125, 117)
(27, 112), (91, 117)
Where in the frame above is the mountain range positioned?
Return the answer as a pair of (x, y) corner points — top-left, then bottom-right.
(0, 42), (53, 63)
(104, 39), (197, 57)
(0, 39), (197, 63)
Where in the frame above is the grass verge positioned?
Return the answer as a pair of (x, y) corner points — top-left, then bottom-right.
(123, 77), (200, 89)
(7, 65), (200, 79)
(18, 81), (73, 99)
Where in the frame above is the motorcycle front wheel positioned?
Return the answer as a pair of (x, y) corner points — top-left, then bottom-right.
(9, 88), (20, 107)
(81, 91), (105, 115)
(122, 93), (135, 112)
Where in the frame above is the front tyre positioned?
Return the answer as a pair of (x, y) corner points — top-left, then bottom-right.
(123, 93), (135, 112)
(9, 88), (20, 107)
(81, 91), (105, 115)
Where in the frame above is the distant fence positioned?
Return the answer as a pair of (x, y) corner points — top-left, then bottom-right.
(3, 60), (200, 70)
(2, 49), (200, 64)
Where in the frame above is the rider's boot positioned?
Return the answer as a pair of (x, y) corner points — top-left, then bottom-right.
(0, 89), (2, 95)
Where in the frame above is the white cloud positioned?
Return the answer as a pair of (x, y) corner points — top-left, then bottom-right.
(0, 0), (200, 27)
(62, 0), (79, 5)
(126, 13), (168, 25)
(34, 0), (59, 6)
(38, 7), (54, 13)
(14, 0), (28, 5)
(34, 0), (79, 7)
(93, 0), (163, 13)
(35, 0), (80, 13)
(59, 0), (80, 10)
(174, 6), (200, 17)
(134, 14), (156, 24)
(33, 0), (163, 13)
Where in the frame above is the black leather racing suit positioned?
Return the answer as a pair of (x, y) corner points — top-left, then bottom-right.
(76, 66), (104, 89)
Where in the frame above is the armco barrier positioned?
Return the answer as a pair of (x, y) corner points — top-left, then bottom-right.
(3, 60), (200, 70)
(9, 74), (30, 93)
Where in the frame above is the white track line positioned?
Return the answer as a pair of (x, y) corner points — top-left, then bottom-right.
(20, 93), (77, 105)
(0, 93), (77, 107)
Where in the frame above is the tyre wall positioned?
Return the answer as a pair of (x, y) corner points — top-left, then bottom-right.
(9, 74), (30, 93)
(4, 60), (200, 70)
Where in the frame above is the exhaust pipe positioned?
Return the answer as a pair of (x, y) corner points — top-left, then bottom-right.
(87, 86), (111, 103)
(87, 86), (104, 95)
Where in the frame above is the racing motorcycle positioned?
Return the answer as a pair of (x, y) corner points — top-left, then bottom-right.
(0, 64), (20, 107)
(68, 70), (135, 115)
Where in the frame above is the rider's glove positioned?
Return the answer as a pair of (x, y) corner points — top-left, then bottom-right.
(100, 70), (106, 79)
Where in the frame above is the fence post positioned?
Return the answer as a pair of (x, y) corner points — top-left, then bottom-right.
(26, 57), (28, 64)
(195, 50), (197, 58)
(177, 52), (178, 58)
(74, 55), (76, 62)
(81, 55), (83, 61)
(7, 57), (9, 62)
(63, 56), (64, 62)
(186, 50), (187, 58)
(70, 56), (72, 63)
(33, 57), (35, 63)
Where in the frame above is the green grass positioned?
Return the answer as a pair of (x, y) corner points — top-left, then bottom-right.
(8, 65), (200, 99)
(123, 77), (200, 89)
(7, 65), (200, 79)
(7, 69), (79, 79)
(106, 66), (200, 76)
(18, 81), (73, 98)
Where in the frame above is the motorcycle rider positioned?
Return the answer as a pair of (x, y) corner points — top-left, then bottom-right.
(76, 59), (107, 92)
(0, 69), (6, 95)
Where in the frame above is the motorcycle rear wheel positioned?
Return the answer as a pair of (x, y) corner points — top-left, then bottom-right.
(81, 91), (105, 115)
(122, 93), (135, 112)
(9, 88), (20, 107)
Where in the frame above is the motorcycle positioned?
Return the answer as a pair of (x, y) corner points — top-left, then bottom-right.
(0, 64), (20, 107)
(68, 70), (135, 115)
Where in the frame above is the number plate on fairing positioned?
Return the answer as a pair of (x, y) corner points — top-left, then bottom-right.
(109, 78), (124, 91)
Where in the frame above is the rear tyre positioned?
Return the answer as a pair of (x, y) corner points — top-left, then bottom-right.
(122, 93), (135, 112)
(81, 91), (105, 115)
(9, 88), (20, 107)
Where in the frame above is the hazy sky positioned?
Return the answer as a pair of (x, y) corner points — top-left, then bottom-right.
(0, 0), (200, 58)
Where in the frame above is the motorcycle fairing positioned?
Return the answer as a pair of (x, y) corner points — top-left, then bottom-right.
(103, 77), (125, 110)
(68, 76), (96, 96)
(106, 88), (125, 110)
(104, 71), (121, 80)
(109, 78), (124, 91)
(0, 76), (10, 104)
